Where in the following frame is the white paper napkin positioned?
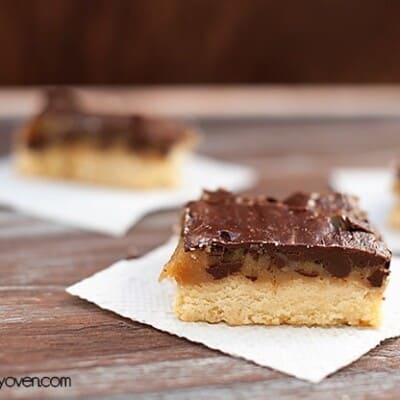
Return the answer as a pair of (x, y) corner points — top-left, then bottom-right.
(330, 168), (400, 253)
(67, 237), (400, 383)
(0, 156), (255, 236)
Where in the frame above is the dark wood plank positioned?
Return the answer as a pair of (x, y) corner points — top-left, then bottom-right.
(2, 1), (400, 84)
(1, 104), (400, 398)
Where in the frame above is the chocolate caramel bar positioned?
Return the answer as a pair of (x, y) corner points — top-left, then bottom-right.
(390, 164), (400, 228)
(160, 189), (391, 327)
(15, 88), (197, 188)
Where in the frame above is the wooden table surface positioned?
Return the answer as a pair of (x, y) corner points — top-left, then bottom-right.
(1, 87), (400, 399)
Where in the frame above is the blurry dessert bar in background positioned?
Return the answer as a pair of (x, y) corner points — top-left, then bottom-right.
(160, 189), (391, 327)
(15, 88), (198, 188)
(390, 163), (400, 228)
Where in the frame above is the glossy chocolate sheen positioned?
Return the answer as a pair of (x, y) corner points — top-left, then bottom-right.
(182, 189), (391, 287)
(24, 88), (191, 154)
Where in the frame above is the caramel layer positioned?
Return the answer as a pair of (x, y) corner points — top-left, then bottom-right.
(160, 239), (389, 288)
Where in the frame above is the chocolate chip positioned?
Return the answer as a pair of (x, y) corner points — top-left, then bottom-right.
(323, 256), (352, 278)
(206, 261), (242, 279)
(367, 269), (387, 287)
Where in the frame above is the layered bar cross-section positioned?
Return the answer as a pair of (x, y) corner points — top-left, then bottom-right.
(15, 89), (197, 188)
(160, 189), (391, 327)
(390, 163), (400, 228)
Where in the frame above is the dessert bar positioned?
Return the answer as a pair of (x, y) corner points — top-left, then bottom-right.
(15, 89), (197, 188)
(390, 164), (400, 228)
(160, 189), (391, 327)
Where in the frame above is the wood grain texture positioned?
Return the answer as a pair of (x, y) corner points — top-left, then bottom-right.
(1, 89), (400, 398)
(2, 1), (400, 84)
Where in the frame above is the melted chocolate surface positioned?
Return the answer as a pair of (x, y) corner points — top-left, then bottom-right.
(182, 190), (391, 286)
(25, 88), (191, 154)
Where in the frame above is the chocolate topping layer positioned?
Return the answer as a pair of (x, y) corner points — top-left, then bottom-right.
(24, 88), (192, 155)
(182, 189), (391, 286)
